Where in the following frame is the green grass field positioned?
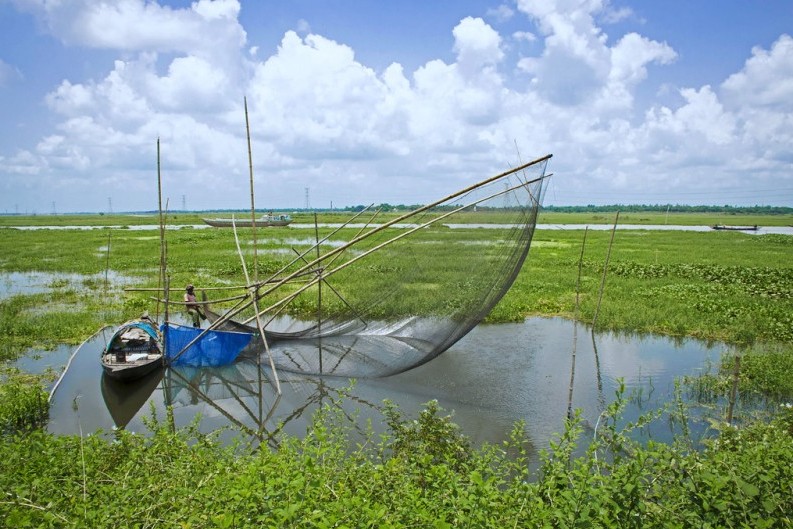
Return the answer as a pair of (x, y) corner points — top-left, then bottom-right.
(2, 208), (792, 227)
(1, 215), (792, 527)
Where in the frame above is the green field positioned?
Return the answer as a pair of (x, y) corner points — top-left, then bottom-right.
(1, 216), (792, 527)
(2, 208), (792, 227)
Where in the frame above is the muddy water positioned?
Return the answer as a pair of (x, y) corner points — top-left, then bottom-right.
(41, 317), (725, 456)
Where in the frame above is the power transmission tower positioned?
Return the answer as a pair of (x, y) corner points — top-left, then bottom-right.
(108, 197), (113, 214)
(304, 187), (311, 211)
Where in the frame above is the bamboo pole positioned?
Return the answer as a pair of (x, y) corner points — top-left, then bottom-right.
(246, 204), (377, 294)
(104, 229), (112, 295)
(244, 97), (259, 284)
(232, 216), (281, 394)
(172, 208), (370, 336)
(290, 248), (366, 325)
(592, 211), (619, 328)
(567, 227), (588, 419)
(125, 279), (303, 293)
(249, 155), (551, 303)
(162, 275), (169, 366)
(244, 173), (549, 324)
(321, 206), (383, 273)
(149, 295), (249, 307)
(727, 354), (741, 425)
(174, 159), (550, 356)
(156, 138), (166, 321)
(314, 212), (324, 374)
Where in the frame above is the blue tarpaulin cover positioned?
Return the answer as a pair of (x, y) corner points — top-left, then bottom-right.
(162, 323), (252, 367)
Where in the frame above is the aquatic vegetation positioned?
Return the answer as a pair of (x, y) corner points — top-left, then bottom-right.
(0, 367), (48, 433)
(0, 392), (791, 527)
(686, 345), (793, 406)
(1, 215), (792, 526)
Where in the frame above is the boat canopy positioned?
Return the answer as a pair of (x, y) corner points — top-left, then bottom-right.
(104, 320), (159, 353)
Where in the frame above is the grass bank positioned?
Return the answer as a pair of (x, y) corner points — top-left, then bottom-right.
(1, 218), (792, 526)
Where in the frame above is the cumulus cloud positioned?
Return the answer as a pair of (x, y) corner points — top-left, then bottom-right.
(722, 34), (793, 111)
(1, 0), (792, 211)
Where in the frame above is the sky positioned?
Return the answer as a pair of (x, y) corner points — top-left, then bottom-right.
(1, 0), (792, 214)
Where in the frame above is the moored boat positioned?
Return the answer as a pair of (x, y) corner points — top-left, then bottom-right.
(101, 317), (164, 382)
(202, 213), (292, 228)
(711, 224), (759, 231)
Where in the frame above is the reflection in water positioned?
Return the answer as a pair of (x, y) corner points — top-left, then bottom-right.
(162, 361), (380, 449)
(101, 369), (163, 428)
(46, 318), (724, 455)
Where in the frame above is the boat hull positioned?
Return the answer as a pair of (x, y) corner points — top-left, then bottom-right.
(202, 216), (292, 228)
(711, 225), (758, 231)
(101, 355), (163, 382)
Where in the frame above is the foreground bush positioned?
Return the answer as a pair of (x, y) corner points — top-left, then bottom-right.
(1, 396), (791, 528)
(0, 368), (49, 434)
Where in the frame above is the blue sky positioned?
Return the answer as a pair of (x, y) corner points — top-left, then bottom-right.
(1, 0), (791, 213)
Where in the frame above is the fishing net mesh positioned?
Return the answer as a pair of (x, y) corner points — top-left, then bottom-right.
(209, 156), (551, 377)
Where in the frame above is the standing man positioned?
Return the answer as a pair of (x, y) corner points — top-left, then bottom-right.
(184, 284), (204, 328)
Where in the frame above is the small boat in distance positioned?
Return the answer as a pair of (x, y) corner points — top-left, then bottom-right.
(711, 224), (759, 231)
(202, 212), (292, 228)
(101, 317), (164, 382)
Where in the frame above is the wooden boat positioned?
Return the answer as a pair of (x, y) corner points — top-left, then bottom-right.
(711, 224), (759, 231)
(202, 213), (292, 228)
(101, 317), (164, 382)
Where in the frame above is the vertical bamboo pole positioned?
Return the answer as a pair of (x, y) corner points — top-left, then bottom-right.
(727, 354), (741, 424)
(162, 275), (170, 366)
(104, 229), (112, 295)
(156, 138), (166, 321)
(314, 212), (323, 374)
(592, 211), (619, 328)
(232, 217), (281, 394)
(567, 227), (588, 419)
(244, 97), (259, 284)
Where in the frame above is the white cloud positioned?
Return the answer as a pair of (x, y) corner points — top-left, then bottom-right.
(513, 31), (536, 43)
(1, 1), (792, 211)
(722, 34), (793, 112)
(600, 6), (633, 24)
(644, 86), (736, 146)
(486, 4), (514, 23)
(453, 17), (504, 77)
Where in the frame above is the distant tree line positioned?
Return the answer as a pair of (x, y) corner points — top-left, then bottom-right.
(540, 204), (793, 214)
(341, 203), (793, 214)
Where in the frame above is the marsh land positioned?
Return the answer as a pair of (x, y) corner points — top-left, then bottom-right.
(1, 211), (791, 527)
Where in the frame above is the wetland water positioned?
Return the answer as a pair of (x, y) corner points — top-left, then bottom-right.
(6, 224), (793, 235)
(38, 317), (725, 454)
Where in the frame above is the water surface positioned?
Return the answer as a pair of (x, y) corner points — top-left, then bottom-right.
(44, 318), (725, 455)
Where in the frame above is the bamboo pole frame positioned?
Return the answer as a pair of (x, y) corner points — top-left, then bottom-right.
(169, 155), (551, 363)
(243, 169), (550, 324)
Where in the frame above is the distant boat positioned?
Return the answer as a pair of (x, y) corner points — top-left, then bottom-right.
(202, 213), (292, 228)
(711, 224), (759, 231)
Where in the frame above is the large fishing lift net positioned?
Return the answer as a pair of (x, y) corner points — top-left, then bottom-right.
(206, 154), (552, 377)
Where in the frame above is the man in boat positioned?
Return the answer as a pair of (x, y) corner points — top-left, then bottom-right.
(184, 284), (205, 328)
